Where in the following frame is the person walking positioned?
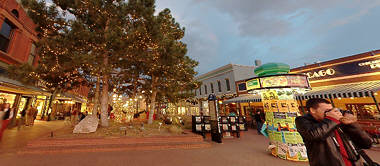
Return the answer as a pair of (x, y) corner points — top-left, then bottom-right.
(254, 110), (264, 134)
(31, 105), (38, 126)
(0, 103), (14, 141)
(295, 98), (373, 166)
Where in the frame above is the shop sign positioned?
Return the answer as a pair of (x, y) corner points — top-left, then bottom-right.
(246, 75), (309, 91)
(306, 68), (335, 79)
(300, 57), (380, 81)
(246, 78), (260, 90)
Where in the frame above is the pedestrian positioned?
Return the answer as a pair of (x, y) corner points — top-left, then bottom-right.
(0, 103), (14, 141)
(64, 111), (71, 126)
(295, 98), (373, 166)
(20, 107), (27, 125)
(26, 106), (33, 126)
(31, 105), (38, 126)
(72, 107), (80, 125)
(254, 110), (264, 134)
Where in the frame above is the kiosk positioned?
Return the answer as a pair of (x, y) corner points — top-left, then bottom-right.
(246, 63), (310, 161)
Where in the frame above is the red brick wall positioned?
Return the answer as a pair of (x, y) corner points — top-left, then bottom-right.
(0, 0), (38, 65)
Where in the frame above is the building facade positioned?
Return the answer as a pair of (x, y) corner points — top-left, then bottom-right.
(291, 49), (380, 122)
(193, 64), (256, 116)
(0, 0), (89, 123)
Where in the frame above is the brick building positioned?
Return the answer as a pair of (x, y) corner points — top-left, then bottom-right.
(0, 0), (89, 122)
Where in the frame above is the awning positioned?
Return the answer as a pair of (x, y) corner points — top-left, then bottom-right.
(296, 81), (380, 100)
(222, 94), (261, 104)
(0, 76), (51, 96)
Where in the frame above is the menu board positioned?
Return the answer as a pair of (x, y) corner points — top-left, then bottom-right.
(261, 76), (288, 87)
(286, 75), (308, 87)
(246, 74), (310, 90)
(246, 78), (260, 90)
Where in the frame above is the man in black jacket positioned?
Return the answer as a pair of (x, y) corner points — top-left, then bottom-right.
(295, 98), (372, 166)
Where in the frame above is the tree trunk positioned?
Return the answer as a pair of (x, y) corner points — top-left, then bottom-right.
(148, 76), (158, 124)
(93, 76), (100, 115)
(100, 56), (109, 127)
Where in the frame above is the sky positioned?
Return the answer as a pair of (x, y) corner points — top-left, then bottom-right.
(155, 0), (380, 75)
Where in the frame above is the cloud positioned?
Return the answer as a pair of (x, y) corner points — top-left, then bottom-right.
(190, 0), (344, 37)
(329, 0), (380, 28)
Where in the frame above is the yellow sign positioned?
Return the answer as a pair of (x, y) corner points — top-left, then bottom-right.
(246, 78), (261, 90)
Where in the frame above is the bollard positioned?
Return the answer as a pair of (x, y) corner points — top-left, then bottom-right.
(51, 131), (54, 137)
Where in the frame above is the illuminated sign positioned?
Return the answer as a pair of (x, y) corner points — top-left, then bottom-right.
(306, 68), (336, 79)
(246, 74), (309, 91)
(298, 57), (380, 81)
(358, 60), (380, 69)
(246, 78), (260, 90)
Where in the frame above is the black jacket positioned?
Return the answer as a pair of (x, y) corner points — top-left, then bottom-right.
(295, 114), (372, 166)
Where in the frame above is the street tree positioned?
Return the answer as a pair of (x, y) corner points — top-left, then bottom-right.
(133, 8), (198, 124)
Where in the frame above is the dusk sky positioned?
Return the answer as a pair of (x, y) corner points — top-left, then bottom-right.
(155, 0), (380, 75)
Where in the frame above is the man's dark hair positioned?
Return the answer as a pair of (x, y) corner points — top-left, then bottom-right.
(306, 98), (331, 112)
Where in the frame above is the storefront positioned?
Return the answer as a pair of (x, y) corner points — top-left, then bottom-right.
(0, 76), (51, 125)
(291, 50), (380, 122)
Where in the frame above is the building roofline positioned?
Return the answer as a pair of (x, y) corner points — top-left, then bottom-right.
(196, 64), (255, 81)
(291, 49), (380, 72)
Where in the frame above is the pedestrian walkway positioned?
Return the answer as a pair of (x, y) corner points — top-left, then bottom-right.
(0, 120), (66, 153)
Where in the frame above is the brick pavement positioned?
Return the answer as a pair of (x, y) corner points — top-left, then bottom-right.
(0, 122), (379, 166)
(0, 120), (66, 153)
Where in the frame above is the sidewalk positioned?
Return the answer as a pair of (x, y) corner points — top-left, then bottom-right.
(0, 120), (66, 153)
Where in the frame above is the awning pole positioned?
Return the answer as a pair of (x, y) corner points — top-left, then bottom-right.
(370, 91), (380, 113)
(298, 98), (305, 114)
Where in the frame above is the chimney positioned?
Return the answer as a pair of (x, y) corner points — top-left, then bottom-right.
(254, 60), (262, 67)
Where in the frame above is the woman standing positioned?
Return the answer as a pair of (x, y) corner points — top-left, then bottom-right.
(0, 103), (14, 141)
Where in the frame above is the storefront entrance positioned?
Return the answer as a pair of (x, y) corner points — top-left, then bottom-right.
(346, 103), (380, 120)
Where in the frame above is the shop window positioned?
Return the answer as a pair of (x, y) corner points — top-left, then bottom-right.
(346, 103), (380, 120)
(238, 83), (247, 91)
(217, 81), (221, 92)
(204, 84), (207, 94)
(210, 83), (214, 93)
(0, 92), (17, 107)
(0, 20), (15, 52)
(225, 78), (230, 91)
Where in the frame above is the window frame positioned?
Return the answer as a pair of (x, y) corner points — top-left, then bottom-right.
(0, 19), (15, 53)
(217, 81), (222, 92)
(225, 78), (231, 91)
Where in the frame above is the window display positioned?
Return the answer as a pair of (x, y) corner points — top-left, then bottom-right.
(346, 104), (380, 120)
(0, 92), (16, 107)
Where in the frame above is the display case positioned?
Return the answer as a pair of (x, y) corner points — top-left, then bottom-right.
(219, 116), (230, 132)
(238, 116), (248, 131)
(192, 115), (203, 133)
(192, 115), (212, 134)
(203, 116), (211, 132)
